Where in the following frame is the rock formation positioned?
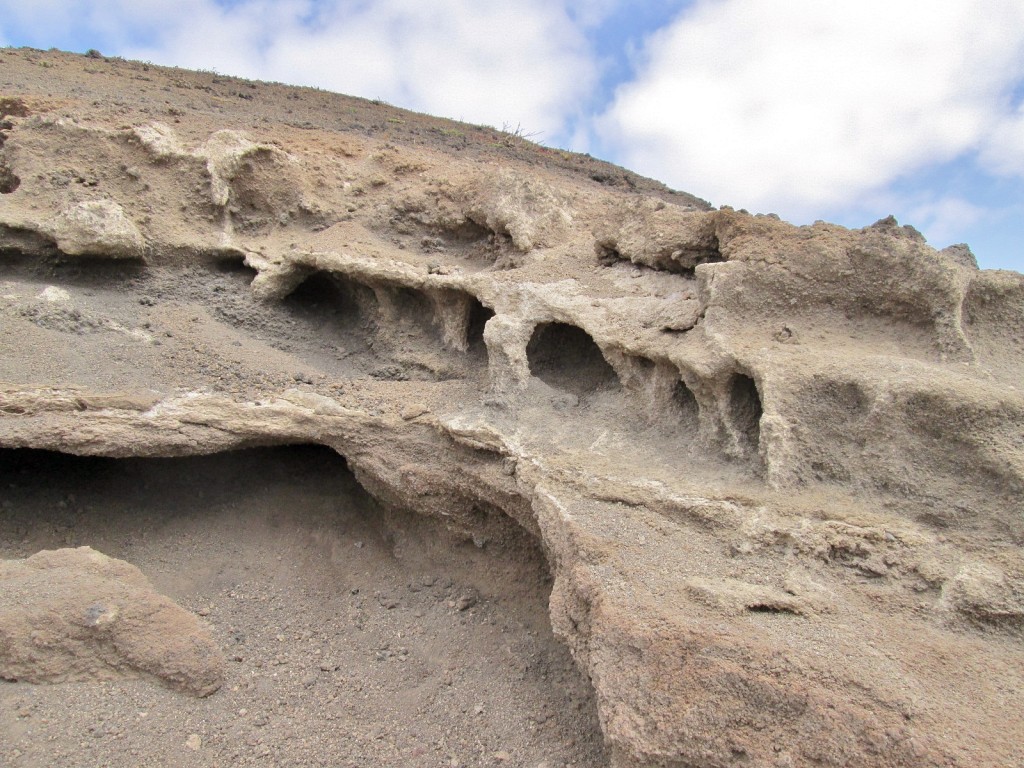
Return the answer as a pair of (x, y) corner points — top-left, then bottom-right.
(0, 546), (224, 696)
(1, 48), (1022, 766)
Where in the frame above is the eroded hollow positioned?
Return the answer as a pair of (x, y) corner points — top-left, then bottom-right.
(273, 271), (491, 382)
(0, 247), (145, 286)
(415, 216), (513, 269)
(466, 296), (495, 354)
(381, 284), (440, 339)
(208, 253), (258, 281)
(728, 372), (763, 455)
(673, 378), (700, 430)
(0, 164), (19, 194)
(527, 322), (620, 399)
(442, 217), (493, 244)
(284, 270), (379, 338)
(595, 235), (723, 275)
(0, 445), (607, 766)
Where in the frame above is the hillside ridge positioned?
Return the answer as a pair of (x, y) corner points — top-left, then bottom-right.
(1, 47), (1023, 768)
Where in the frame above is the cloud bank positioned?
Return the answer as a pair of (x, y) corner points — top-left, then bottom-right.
(596, 0), (1024, 220)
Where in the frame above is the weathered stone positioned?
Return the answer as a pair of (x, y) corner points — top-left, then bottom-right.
(49, 200), (145, 259)
(0, 49), (1021, 768)
(0, 547), (224, 696)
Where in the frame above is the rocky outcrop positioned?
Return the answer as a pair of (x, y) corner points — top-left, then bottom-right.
(0, 48), (1022, 767)
(0, 547), (224, 696)
(49, 199), (146, 258)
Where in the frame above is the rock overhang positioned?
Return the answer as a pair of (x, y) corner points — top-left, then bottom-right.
(0, 47), (1023, 768)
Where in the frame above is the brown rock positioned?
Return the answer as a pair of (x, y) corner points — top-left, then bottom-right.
(0, 547), (224, 697)
(0, 47), (1021, 768)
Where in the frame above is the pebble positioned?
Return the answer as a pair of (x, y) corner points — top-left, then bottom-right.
(400, 403), (430, 420)
(185, 734), (202, 751)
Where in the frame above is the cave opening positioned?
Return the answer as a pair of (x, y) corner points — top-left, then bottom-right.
(729, 372), (763, 455)
(443, 216), (493, 244)
(466, 296), (495, 354)
(0, 445), (607, 766)
(387, 284), (439, 338)
(208, 253), (258, 280)
(526, 322), (620, 398)
(284, 270), (378, 336)
(673, 378), (700, 430)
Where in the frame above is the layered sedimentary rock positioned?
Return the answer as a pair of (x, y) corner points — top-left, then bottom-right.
(1, 49), (1023, 767)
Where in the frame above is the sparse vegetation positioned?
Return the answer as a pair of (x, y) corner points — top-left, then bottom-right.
(499, 121), (542, 147)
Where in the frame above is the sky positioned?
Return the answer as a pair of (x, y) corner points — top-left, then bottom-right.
(2, 0), (1023, 272)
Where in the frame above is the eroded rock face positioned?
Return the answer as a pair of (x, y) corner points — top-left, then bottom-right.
(0, 48), (1023, 767)
(0, 547), (224, 697)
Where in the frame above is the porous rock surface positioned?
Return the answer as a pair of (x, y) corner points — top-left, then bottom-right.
(1, 48), (1023, 767)
(0, 545), (224, 696)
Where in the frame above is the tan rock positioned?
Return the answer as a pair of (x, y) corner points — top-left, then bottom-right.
(0, 48), (1021, 768)
(49, 200), (145, 259)
(0, 547), (224, 697)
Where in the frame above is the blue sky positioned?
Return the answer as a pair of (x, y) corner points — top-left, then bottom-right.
(2, 0), (1023, 272)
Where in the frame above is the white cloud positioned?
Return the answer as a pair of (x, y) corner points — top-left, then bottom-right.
(597, 0), (1024, 217)
(981, 104), (1024, 177)
(0, 0), (77, 41)
(565, 0), (621, 27)
(255, 1), (596, 137)
(904, 196), (988, 249)
(115, 0), (307, 79)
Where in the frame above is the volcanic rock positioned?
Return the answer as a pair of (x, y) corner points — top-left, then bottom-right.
(0, 48), (1022, 767)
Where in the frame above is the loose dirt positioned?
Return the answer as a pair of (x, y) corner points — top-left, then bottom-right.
(0, 446), (606, 768)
